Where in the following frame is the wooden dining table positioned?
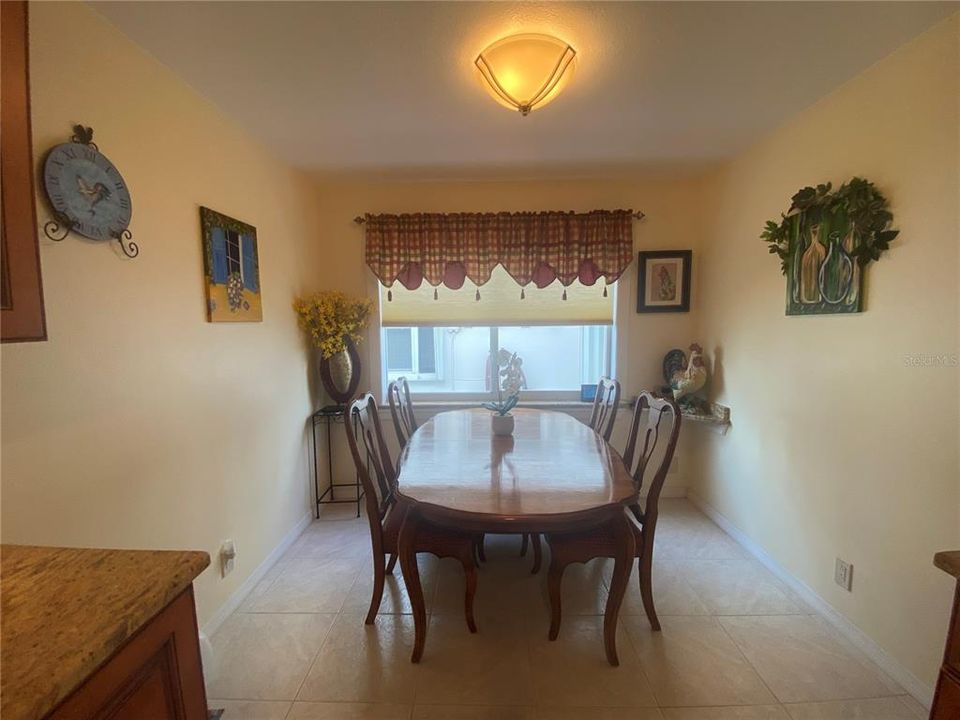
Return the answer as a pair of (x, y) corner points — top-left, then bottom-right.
(394, 407), (638, 665)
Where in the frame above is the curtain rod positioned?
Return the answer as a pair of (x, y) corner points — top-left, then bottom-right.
(353, 211), (646, 224)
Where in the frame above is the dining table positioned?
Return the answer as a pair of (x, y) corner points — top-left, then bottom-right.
(394, 407), (638, 665)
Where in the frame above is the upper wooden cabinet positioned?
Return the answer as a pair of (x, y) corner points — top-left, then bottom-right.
(1, 0), (47, 343)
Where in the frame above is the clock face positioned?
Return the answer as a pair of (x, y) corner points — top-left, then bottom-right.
(42, 143), (132, 241)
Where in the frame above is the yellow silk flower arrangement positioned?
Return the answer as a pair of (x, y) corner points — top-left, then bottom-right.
(293, 291), (373, 358)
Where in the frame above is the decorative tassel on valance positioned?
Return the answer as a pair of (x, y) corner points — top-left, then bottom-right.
(360, 209), (641, 292)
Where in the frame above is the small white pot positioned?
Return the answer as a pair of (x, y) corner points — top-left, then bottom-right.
(491, 413), (515, 436)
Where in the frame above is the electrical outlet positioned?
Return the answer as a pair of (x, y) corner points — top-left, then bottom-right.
(834, 557), (853, 591)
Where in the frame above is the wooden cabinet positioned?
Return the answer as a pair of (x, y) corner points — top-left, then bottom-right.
(1, 546), (210, 720)
(47, 588), (208, 720)
(0, 0), (47, 343)
(931, 553), (960, 720)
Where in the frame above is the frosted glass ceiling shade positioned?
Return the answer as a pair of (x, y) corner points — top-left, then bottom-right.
(475, 34), (576, 115)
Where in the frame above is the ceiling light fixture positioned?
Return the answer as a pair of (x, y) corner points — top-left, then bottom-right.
(475, 33), (576, 116)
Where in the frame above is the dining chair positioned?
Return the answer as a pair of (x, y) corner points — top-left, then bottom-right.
(588, 376), (621, 441)
(386, 381), (488, 566)
(519, 377), (622, 574)
(345, 393), (479, 632)
(544, 391), (681, 638)
(387, 377), (418, 449)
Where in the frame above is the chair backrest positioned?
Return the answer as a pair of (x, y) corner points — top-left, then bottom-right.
(387, 377), (418, 449)
(622, 391), (681, 525)
(344, 394), (396, 530)
(588, 376), (621, 441)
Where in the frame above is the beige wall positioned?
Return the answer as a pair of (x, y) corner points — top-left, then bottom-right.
(689, 14), (959, 693)
(0, 2), (322, 625)
(312, 176), (711, 492)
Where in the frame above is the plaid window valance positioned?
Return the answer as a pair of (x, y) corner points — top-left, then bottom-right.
(362, 210), (635, 290)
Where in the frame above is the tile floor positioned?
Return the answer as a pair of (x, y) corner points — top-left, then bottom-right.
(207, 499), (925, 720)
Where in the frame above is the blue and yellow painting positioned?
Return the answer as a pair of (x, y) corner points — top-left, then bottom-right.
(200, 207), (262, 322)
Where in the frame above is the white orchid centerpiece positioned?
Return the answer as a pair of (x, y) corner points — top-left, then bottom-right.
(483, 349), (523, 416)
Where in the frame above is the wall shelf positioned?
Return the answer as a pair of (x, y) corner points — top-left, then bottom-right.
(681, 401), (731, 434)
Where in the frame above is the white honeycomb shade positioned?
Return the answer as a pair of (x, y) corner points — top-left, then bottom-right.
(380, 265), (614, 327)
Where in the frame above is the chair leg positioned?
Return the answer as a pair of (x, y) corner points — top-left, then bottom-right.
(366, 555), (386, 625)
(460, 551), (478, 634)
(477, 533), (487, 563)
(398, 509), (427, 663)
(603, 514), (636, 667)
(385, 553), (397, 574)
(520, 533), (529, 556)
(530, 533), (543, 574)
(638, 548), (660, 631)
(547, 552), (565, 641)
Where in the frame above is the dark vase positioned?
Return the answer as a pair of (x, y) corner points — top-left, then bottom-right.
(319, 336), (362, 406)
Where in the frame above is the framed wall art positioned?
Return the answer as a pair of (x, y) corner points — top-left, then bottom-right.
(637, 250), (691, 313)
(761, 178), (898, 316)
(200, 206), (262, 322)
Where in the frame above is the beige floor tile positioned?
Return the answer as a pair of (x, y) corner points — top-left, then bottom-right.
(626, 615), (776, 707)
(529, 616), (657, 707)
(287, 702), (412, 719)
(537, 709), (664, 720)
(661, 708), (789, 719)
(209, 613), (335, 700)
(655, 526), (745, 562)
(893, 694), (929, 718)
(654, 510), (746, 562)
(240, 560), (294, 612)
(287, 521), (372, 560)
(783, 697), (921, 719)
(433, 555), (543, 621)
(414, 706), (539, 719)
(298, 613), (418, 703)
(547, 559), (610, 617)
(682, 557), (806, 615)
(720, 616), (902, 704)
(211, 499), (918, 720)
(602, 558), (711, 617)
(245, 557), (360, 613)
(315, 505), (365, 520)
(412, 614), (535, 706)
(211, 699), (291, 719)
(342, 555), (439, 616)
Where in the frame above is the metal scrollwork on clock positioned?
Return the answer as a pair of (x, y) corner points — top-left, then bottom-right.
(42, 125), (138, 258)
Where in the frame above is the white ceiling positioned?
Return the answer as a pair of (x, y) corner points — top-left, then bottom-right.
(92, 1), (956, 178)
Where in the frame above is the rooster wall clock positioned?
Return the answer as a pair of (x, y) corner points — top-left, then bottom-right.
(41, 125), (138, 258)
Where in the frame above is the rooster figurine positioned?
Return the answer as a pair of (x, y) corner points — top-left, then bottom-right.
(670, 343), (707, 404)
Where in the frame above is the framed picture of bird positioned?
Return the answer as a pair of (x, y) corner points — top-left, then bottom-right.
(637, 250), (691, 313)
(199, 207), (262, 322)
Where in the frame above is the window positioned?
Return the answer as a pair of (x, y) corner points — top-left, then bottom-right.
(384, 327), (440, 381)
(225, 229), (242, 279)
(379, 266), (614, 398)
(382, 325), (610, 396)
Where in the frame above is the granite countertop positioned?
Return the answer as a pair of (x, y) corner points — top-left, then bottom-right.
(1, 544), (209, 720)
(935, 550), (960, 579)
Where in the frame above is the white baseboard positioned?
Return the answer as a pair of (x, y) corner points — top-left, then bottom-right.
(686, 490), (935, 710)
(201, 510), (312, 639)
(660, 485), (688, 499)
